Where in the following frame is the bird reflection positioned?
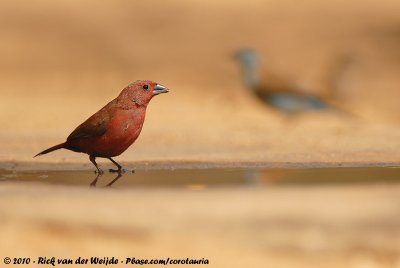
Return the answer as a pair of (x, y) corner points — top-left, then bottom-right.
(233, 49), (351, 113)
(90, 171), (125, 187)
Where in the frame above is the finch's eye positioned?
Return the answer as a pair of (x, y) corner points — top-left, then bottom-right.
(143, 85), (149, 90)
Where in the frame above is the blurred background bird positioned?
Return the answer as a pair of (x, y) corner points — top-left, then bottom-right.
(233, 49), (352, 114)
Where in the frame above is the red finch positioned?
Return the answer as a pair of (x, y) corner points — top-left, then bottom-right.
(35, 80), (169, 174)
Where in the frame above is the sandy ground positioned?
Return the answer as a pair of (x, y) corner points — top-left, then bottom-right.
(0, 182), (399, 268)
(0, 0), (400, 167)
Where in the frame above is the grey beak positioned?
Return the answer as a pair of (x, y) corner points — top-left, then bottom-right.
(153, 83), (169, 95)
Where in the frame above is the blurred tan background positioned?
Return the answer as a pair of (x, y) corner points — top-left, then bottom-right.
(1, 0), (400, 164)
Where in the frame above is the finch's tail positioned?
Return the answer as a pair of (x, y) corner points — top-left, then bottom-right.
(34, 142), (66, 157)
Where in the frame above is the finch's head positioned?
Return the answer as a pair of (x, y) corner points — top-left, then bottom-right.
(119, 80), (169, 107)
(233, 48), (259, 67)
(233, 49), (260, 89)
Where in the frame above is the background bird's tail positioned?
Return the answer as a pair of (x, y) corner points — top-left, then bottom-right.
(320, 53), (354, 100)
(34, 142), (66, 157)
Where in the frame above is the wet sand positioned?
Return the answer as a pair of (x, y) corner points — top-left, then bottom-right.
(1, 167), (400, 188)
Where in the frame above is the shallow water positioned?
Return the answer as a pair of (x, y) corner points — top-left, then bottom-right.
(1, 167), (399, 188)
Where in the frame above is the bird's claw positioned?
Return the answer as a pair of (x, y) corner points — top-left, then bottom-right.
(109, 168), (126, 174)
(94, 169), (104, 175)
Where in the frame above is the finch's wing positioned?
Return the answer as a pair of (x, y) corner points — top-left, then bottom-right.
(67, 107), (111, 142)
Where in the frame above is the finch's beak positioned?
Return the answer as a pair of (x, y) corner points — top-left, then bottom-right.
(153, 84), (169, 95)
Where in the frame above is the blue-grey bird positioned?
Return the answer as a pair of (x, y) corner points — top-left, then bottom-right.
(234, 49), (349, 113)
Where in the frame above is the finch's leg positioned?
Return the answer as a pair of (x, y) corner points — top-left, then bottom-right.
(90, 155), (104, 174)
(108, 157), (125, 173)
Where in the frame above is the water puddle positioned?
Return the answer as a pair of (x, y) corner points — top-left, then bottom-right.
(0, 167), (399, 188)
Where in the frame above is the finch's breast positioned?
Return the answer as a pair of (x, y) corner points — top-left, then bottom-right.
(81, 109), (146, 157)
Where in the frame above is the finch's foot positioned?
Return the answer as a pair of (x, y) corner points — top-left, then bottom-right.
(109, 168), (126, 174)
(94, 169), (104, 175)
